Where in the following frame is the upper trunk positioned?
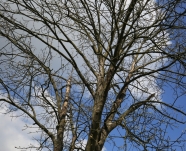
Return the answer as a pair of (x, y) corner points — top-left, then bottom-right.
(85, 76), (107, 151)
(54, 77), (72, 151)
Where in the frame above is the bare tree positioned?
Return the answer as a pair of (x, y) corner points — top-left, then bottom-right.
(0, 0), (186, 151)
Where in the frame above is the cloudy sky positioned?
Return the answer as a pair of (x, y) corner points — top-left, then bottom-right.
(0, 0), (186, 150)
(0, 107), (38, 151)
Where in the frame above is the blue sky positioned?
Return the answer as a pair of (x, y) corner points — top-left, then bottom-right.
(0, 0), (186, 151)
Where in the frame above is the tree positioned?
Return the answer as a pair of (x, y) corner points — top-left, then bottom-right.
(0, 0), (186, 150)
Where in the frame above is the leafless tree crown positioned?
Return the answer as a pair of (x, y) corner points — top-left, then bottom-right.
(0, 0), (186, 151)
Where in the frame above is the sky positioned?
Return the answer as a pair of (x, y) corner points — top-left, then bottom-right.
(0, 106), (38, 151)
(0, 0), (186, 151)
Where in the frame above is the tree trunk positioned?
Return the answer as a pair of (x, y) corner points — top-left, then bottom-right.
(85, 76), (107, 151)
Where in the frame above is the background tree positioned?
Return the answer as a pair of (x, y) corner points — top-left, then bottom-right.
(0, 0), (186, 151)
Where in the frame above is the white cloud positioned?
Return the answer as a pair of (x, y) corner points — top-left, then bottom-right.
(75, 139), (107, 151)
(112, 0), (171, 104)
(102, 146), (107, 151)
(0, 111), (108, 151)
(0, 108), (38, 151)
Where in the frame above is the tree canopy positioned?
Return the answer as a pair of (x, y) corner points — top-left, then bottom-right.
(0, 0), (186, 151)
